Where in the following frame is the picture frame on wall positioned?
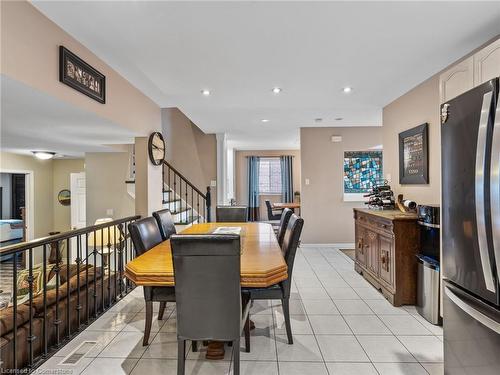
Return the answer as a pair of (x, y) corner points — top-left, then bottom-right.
(398, 123), (429, 184)
(59, 46), (106, 103)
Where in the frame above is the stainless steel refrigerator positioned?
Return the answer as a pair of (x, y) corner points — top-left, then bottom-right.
(441, 77), (500, 374)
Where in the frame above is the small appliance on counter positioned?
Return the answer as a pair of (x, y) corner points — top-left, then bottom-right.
(416, 204), (441, 325)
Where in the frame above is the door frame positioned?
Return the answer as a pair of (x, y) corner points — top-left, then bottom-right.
(0, 168), (34, 241)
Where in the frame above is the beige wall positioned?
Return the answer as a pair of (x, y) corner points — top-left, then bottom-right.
(162, 108), (217, 205)
(300, 127), (383, 244)
(382, 76), (441, 205)
(85, 152), (135, 225)
(0, 152), (54, 239)
(1, 1), (161, 136)
(234, 150), (301, 219)
(0, 153), (87, 238)
(53, 159), (85, 232)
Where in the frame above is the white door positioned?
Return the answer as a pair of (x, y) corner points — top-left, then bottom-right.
(70, 172), (86, 229)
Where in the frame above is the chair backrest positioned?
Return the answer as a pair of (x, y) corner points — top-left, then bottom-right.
(128, 217), (163, 256)
(170, 234), (242, 341)
(280, 214), (304, 297)
(216, 205), (248, 222)
(153, 209), (177, 240)
(277, 208), (293, 246)
(265, 200), (274, 219)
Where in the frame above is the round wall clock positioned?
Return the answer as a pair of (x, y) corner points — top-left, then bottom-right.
(58, 189), (71, 206)
(148, 132), (165, 166)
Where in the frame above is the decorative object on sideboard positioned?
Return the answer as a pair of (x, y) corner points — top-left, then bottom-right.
(398, 123), (429, 184)
(148, 132), (166, 166)
(59, 46), (106, 103)
(396, 194), (417, 213)
(57, 189), (71, 206)
(363, 181), (395, 210)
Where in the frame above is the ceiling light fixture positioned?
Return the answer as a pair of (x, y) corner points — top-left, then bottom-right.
(272, 87), (282, 94)
(201, 89), (211, 96)
(342, 87), (352, 93)
(335, 117), (343, 121)
(315, 118), (323, 123)
(261, 119), (270, 123)
(32, 151), (56, 160)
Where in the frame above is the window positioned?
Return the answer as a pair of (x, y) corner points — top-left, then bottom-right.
(259, 158), (282, 194)
(343, 151), (383, 201)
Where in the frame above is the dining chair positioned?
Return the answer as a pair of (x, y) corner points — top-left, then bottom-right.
(170, 234), (250, 375)
(153, 208), (177, 240)
(242, 214), (304, 348)
(216, 205), (248, 222)
(265, 200), (282, 220)
(276, 208), (293, 247)
(128, 217), (176, 346)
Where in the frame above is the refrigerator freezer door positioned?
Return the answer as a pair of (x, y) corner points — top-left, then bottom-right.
(444, 283), (500, 375)
(441, 79), (498, 304)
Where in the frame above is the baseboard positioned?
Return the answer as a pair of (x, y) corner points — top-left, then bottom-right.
(301, 243), (355, 249)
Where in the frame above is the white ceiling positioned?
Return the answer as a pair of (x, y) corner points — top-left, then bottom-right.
(1, 75), (137, 158)
(32, 1), (500, 149)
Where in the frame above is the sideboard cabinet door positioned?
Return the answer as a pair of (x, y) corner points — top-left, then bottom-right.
(379, 235), (395, 288)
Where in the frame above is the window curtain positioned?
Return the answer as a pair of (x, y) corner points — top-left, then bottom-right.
(247, 156), (260, 221)
(280, 155), (293, 203)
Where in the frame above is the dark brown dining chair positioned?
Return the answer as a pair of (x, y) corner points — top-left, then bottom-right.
(153, 208), (177, 240)
(277, 208), (293, 247)
(242, 214), (304, 348)
(216, 205), (248, 222)
(128, 217), (176, 346)
(265, 200), (282, 220)
(170, 234), (250, 375)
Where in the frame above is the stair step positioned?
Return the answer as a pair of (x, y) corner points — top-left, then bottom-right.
(162, 198), (181, 205)
(125, 180), (135, 184)
(171, 207), (191, 215)
(174, 215), (200, 226)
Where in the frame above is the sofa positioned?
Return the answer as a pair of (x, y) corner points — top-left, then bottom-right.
(0, 264), (120, 370)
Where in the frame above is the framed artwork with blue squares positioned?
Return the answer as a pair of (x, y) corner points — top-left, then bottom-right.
(344, 151), (383, 194)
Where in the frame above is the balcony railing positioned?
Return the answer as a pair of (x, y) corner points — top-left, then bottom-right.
(0, 215), (140, 371)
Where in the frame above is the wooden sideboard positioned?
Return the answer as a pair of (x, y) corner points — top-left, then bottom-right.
(353, 208), (419, 306)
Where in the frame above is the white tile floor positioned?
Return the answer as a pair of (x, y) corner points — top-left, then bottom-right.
(38, 247), (444, 375)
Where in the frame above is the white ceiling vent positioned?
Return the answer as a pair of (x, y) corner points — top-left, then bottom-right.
(331, 136), (343, 143)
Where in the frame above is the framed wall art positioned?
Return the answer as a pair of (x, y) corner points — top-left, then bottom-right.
(59, 46), (106, 103)
(398, 123), (429, 184)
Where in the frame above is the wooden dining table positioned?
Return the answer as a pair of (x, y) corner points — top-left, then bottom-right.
(271, 202), (301, 211)
(124, 222), (288, 358)
(124, 222), (287, 287)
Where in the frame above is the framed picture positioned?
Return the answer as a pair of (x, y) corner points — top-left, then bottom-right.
(399, 123), (429, 184)
(343, 150), (383, 201)
(59, 46), (106, 103)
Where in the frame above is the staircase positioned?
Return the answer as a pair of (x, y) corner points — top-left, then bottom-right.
(125, 147), (211, 231)
(162, 160), (211, 231)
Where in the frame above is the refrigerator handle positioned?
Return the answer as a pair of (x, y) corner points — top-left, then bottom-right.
(445, 286), (500, 334)
(491, 94), (500, 281)
(475, 91), (496, 292)
(475, 91), (496, 293)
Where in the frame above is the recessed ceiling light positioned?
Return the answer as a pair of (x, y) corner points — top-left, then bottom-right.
(335, 117), (343, 121)
(201, 89), (211, 96)
(32, 151), (55, 160)
(261, 119), (270, 123)
(315, 118), (323, 123)
(342, 87), (352, 93)
(272, 87), (282, 94)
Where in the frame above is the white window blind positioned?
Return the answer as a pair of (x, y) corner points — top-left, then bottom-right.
(259, 158), (282, 194)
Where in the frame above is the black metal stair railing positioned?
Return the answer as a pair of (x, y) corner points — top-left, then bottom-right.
(0, 215), (140, 371)
(162, 160), (211, 224)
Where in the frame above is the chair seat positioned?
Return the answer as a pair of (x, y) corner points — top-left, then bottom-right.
(242, 283), (283, 300)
